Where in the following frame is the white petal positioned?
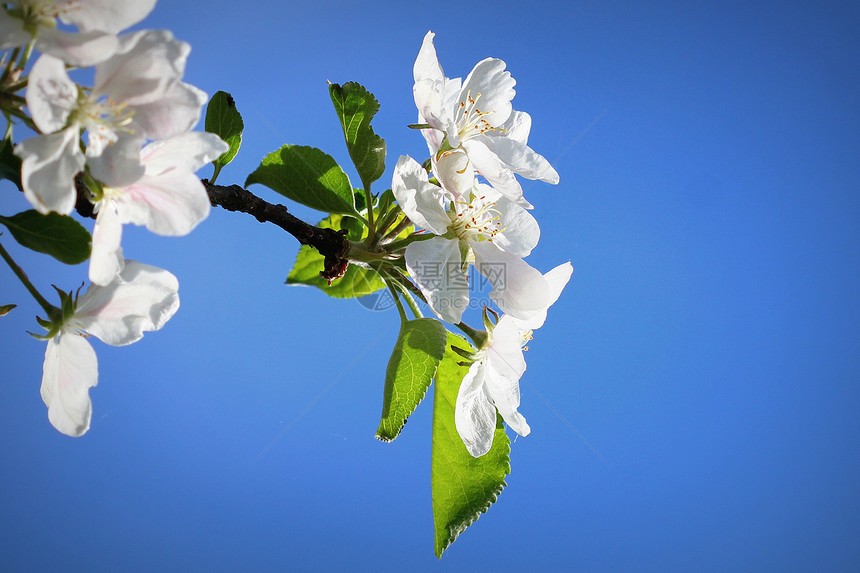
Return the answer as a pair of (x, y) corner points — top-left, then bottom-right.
(405, 236), (469, 324)
(391, 155), (451, 235)
(513, 262), (573, 331)
(86, 132), (145, 188)
(36, 27), (118, 67)
(41, 333), (98, 437)
(413, 31), (444, 83)
(486, 316), (527, 386)
(492, 197), (540, 258)
(131, 82), (208, 140)
(462, 138), (524, 202)
(75, 261), (180, 346)
(433, 149), (474, 200)
(61, 0), (157, 34)
(141, 132), (229, 175)
(413, 78), (451, 136)
(89, 201), (125, 285)
(454, 359), (498, 457)
(458, 58), (515, 129)
(26, 55), (77, 134)
(94, 30), (189, 105)
(115, 170), (210, 236)
(471, 241), (549, 320)
(497, 110), (532, 145)
(492, 135), (560, 184)
(15, 127), (84, 215)
(0, 11), (29, 50)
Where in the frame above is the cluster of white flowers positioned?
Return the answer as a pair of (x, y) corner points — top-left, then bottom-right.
(1, 1), (226, 436)
(396, 32), (572, 457)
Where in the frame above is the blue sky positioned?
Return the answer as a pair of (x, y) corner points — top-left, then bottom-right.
(1, 0), (859, 570)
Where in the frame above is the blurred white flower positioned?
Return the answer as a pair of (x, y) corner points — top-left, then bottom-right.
(0, 0), (156, 66)
(40, 261), (179, 437)
(87, 132), (229, 285)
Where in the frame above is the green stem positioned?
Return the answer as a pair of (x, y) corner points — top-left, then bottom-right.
(0, 240), (56, 316)
(454, 321), (488, 349)
(385, 278), (408, 323)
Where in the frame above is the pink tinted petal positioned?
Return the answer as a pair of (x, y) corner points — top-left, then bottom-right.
(36, 27), (117, 66)
(454, 360), (498, 457)
(61, 0), (157, 34)
(95, 30), (189, 104)
(86, 132), (145, 188)
(131, 82), (208, 140)
(26, 55), (76, 133)
(116, 170), (210, 236)
(41, 333), (98, 437)
(141, 132), (229, 175)
(75, 261), (179, 346)
(89, 201), (125, 285)
(15, 127), (84, 215)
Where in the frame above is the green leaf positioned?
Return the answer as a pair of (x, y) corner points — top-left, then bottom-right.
(0, 210), (91, 265)
(329, 82), (386, 190)
(245, 145), (358, 216)
(0, 138), (22, 191)
(286, 214), (384, 298)
(432, 332), (511, 558)
(205, 91), (244, 170)
(376, 318), (447, 442)
(0, 304), (16, 316)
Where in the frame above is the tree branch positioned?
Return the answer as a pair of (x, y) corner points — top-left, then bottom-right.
(203, 179), (350, 282)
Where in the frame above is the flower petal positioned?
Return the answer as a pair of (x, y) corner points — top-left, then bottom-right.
(492, 134), (560, 184)
(41, 333), (98, 437)
(61, 0), (157, 34)
(413, 31), (444, 83)
(36, 27), (118, 67)
(15, 127), (84, 215)
(471, 240), (549, 320)
(141, 132), (229, 175)
(454, 359), (498, 457)
(115, 170), (210, 236)
(433, 149), (474, 200)
(86, 132), (146, 188)
(458, 58), (515, 130)
(89, 200), (125, 285)
(462, 138), (524, 202)
(0, 11), (29, 50)
(75, 261), (180, 346)
(94, 30), (189, 105)
(391, 155), (451, 235)
(512, 262), (573, 331)
(405, 236), (469, 324)
(492, 197), (540, 258)
(26, 55), (77, 134)
(131, 81), (208, 140)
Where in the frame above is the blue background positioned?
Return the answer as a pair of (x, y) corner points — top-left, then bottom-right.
(1, 0), (859, 570)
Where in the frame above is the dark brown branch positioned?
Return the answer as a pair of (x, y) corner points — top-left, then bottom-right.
(203, 179), (350, 281)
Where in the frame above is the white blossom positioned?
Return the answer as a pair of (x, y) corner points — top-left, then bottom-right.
(455, 262), (573, 457)
(87, 131), (229, 285)
(40, 261), (179, 437)
(16, 29), (207, 214)
(392, 155), (548, 324)
(413, 31), (559, 204)
(0, 0), (156, 66)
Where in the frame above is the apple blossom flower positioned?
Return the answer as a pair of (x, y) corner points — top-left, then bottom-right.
(454, 262), (573, 457)
(86, 131), (229, 285)
(413, 31), (559, 203)
(40, 260), (179, 437)
(0, 0), (156, 66)
(392, 154), (548, 324)
(15, 29), (208, 214)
